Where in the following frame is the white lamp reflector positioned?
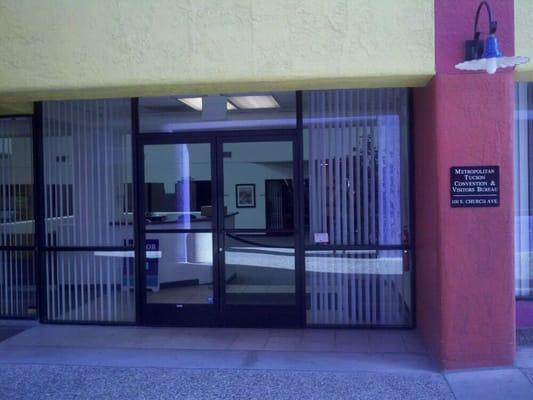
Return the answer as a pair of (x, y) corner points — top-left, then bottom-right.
(455, 55), (529, 75)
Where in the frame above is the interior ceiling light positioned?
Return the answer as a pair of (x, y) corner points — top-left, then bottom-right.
(228, 95), (280, 109)
(455, 1), (529, 75)
(177, 97), (236, 111)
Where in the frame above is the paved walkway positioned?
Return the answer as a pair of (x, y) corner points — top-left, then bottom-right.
(0, 324), (532, 399)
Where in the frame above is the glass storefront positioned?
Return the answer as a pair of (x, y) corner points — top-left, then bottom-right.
(303, 89), (412, 326)
(42, 99), (135, 322)
(515, 82), (533, 297)
(1, 88), (413, 327)
(0, 117), (36, 318)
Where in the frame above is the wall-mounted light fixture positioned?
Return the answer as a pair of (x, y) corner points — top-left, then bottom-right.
(455, 1), (529, 74)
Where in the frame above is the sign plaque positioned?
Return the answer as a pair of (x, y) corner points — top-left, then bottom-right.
(450, 166), (499, 208)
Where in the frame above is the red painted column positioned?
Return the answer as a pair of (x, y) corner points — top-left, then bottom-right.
(414, 0), (515, 369)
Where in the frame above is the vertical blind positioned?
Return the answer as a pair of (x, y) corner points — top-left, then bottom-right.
(304, 88), (411, 326)
(515, 82), (533, 297)
(0, 117), (36, 318)
(305, 250), (406, 326)
(44, 252), (135, 322)
(43, 100), (133, 247)
(305, 89), (407, 246)
(0, 250), (36, 318)
(0, 118), (34, 247)
(42, 99), (135, 322)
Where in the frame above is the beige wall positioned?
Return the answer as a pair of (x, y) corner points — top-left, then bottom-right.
(515, 0), (533, 81)
(0, 0), (434, 110)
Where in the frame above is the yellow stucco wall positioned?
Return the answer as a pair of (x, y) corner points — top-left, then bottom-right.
(0, 0), (434, 109)
(515, 0), (533, 81)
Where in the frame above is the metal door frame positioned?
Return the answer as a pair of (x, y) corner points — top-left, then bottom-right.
(136, 129), (303, 327)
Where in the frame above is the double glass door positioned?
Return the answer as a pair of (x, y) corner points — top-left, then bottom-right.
(140, 134), (299, 326)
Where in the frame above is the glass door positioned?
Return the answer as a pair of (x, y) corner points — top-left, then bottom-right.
(141, 139), (218, 325)
(139, 134), (300, 327)
(217, 137), (300, 327)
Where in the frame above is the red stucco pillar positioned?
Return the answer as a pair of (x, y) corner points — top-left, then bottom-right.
(414, 0), (515, 369)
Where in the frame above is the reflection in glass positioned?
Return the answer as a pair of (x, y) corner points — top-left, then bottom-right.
(144, 143), (213, 230)
(0, 118), (34, 247)
(305, 250), (411, 326)
(145, 233), (213, 305)
(224, 233), (295, 304)
(223, 141), (294, 230)
(44, 251), (135, 322)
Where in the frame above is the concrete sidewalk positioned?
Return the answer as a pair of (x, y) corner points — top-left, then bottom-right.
(0, 324), (532, 399)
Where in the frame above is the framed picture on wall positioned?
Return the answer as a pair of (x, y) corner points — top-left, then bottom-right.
(235, 184), (256, 208)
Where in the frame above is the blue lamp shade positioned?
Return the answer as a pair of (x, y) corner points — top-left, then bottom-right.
(482, 35), (502, 59)
(455, 34), (529, 74)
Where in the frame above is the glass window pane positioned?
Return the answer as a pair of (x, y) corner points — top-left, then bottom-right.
(515, 82), (533, 296)
(224, 233), (295, 304)
(44, 251), (135, 322)
(303, 89), (410, 246)
(42, 99), (133, 247)
(144, 143), (213, 230)
(0, 117), (34, 247)
(223, 141), (294, 230)
(145, 232), (213, 305)
(0, 250), (36, 318)
(139, 91), (296, 133)
(305, 249), (412, 326)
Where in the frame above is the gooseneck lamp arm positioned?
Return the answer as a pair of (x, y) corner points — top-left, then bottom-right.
(466, 1), (496, 61)
(474, 1), (496, 37)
